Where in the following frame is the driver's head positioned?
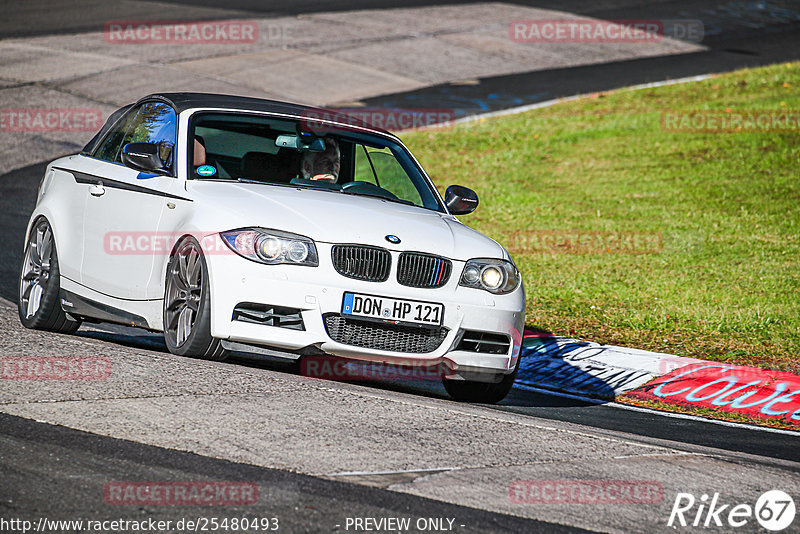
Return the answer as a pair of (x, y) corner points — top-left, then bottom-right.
(301, 138), (340, 182)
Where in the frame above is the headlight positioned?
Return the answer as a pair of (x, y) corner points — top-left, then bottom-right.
(459, 258), (520, 294)
(220, 228), (319, 266)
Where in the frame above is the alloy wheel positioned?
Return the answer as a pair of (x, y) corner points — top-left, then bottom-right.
(165, 240), (203, 346)
(19, 221), (53, 319)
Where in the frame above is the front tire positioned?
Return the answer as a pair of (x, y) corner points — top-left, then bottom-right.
(163, 237), (228, 361)
(18, 218), (81, 334)
(443, 354), (520, 404)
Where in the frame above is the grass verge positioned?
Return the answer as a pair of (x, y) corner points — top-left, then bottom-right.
(402, 62), (800, 428)
(403, 61), (800, 373)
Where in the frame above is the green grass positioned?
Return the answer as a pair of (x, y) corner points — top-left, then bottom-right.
(402, 62), (800, 372)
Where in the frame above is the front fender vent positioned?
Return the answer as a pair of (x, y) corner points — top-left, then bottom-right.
(455, 330), (510, 355)
(232, 303), (304, 331)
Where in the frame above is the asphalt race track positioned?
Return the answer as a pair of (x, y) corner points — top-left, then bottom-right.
(0, 413), (571, 533)
(1, 1), (799, 532)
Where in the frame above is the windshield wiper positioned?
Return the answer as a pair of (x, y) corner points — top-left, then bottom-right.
(342, 189), (415, 206)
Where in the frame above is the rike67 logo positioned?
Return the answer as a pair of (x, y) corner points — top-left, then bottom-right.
(668, 490), (795, 531)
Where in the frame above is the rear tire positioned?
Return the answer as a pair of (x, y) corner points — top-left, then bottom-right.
(18, 218), (81, 334)
(163, 237), (229, 361)
(443, 353), (520, 404)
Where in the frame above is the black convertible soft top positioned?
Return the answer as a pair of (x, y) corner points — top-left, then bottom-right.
(82, 92), (393, 155)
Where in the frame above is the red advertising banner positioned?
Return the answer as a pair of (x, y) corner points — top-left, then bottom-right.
(625, 363), (800, 425)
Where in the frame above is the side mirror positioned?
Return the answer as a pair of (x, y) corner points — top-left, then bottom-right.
(121, 142), (170, 175)
(445, 185), (479, 215)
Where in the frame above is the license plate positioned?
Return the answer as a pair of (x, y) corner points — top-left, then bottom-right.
(341, 292), (444, 326)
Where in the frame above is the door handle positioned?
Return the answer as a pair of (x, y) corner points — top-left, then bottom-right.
(89, 183), (105, 197)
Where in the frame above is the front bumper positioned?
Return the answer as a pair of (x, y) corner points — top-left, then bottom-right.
(206, 243), (525, 376)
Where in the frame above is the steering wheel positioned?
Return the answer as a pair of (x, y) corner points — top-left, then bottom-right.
(342, 180), (400, 201)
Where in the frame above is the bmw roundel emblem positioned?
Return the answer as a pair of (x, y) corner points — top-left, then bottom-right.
(385, 235), (401, 244)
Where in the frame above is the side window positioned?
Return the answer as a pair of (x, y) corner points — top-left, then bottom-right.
(354, 145), (423, 206)
(94, 102), (177, 174)
(353, 145), (378, 186)
(94, 108), (139, 163)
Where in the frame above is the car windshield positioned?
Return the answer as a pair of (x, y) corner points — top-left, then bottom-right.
(188, 112), (444, 212)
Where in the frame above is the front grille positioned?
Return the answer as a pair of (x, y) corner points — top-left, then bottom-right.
(332, 245), (391, 282)
(324, 314), (448, 353)
(232, 303), (304, 330)
(456, 330), (511, 355)
(397, 252), (452, 288)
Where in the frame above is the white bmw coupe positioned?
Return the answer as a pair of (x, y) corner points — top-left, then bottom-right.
(19, 93), (525, 403)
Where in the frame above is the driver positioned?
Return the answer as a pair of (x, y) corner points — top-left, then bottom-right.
(301, 138), (340, 182)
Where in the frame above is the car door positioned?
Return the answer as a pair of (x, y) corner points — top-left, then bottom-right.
(80, 101), (181, 300)
(51, 105), (135, 282)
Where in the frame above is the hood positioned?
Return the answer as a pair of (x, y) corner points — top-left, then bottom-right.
(187, 181), (505, 261)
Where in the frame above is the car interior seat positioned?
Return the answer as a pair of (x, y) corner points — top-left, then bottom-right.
(194, 136), (206, 167)
(241, 149), (298, 183)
